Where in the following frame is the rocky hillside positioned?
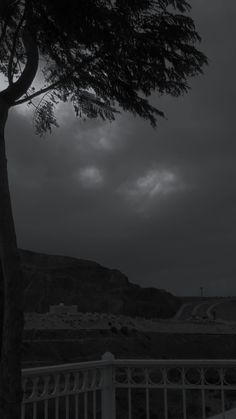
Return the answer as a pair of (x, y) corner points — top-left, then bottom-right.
(20, 249), (180, 318)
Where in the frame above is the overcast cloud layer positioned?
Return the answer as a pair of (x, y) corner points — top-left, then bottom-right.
(4, 0), (236, 296)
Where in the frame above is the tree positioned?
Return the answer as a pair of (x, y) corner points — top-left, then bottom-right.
(0, 0), (207, 417)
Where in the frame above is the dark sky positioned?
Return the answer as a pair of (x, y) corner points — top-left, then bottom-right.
(3, 1), (236, 296)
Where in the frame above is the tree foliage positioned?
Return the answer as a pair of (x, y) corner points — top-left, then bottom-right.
(0, 0), (207, 135)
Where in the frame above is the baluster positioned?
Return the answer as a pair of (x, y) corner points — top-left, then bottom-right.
(21, 378), (27, 419)
(101, 352), (116, 419)
(32, 376), (39, 419)
(93, 390), (97, 419)
(92, 370), (97, 419)
(44, 399), (48, 419)
(66, 395), (70, 419)
(220, 368), (225, 416)
(55, 397), (59, 419)
(182, 367), (187, 419)
(21, 402), (25, 419)
(75, 393), (79, 419)
(33, 401), (37, 419)
(54, 374), (60, 419)
(201, 368), (206, 419)
(163, 368), (168, 419)
(145, 368), (150, 419)
(65, 373), (70, 419)
(43, 375), (50, 419)
(84, 392), (88, 419)
(82, 371), (88, 419)
(128, 368), (132, 419)
(74, 372), (80, 419)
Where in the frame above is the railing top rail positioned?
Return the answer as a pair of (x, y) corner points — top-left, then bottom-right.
(111, 358), (236, 367)
(22, 358), (236, 377)
(22, 359), (109, 377)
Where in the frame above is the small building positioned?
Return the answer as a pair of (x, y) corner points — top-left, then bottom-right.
(49, 303), (78, 315)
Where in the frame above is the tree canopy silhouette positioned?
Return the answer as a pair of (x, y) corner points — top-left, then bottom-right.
(0, 0), (207, 417)
(1, 0), (207, 132)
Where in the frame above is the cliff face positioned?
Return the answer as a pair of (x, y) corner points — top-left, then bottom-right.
(20, 249), (180, 318)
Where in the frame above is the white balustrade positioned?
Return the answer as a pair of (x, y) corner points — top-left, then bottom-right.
(21, 355), (236, 419)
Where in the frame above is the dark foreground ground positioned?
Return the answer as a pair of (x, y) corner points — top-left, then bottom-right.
(22, 329), (236, 367)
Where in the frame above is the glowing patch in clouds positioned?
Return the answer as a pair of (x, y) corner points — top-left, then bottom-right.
(78, 166), (104, 188)
(73, 118), (125, 154)
(121, 168), (183, 213)
(129, 169), (179, 197)
(136, 170), (176, 197)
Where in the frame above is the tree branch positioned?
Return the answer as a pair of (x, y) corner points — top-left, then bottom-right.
(0, 20), (8, 47)
(13, 81), (61, 106)
(1, 27), (39, 105)
(8, 11), (26, 85)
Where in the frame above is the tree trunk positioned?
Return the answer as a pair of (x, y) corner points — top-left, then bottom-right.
(0, 261), (4, 360)
(0, 99), (24, 419)
(0, 12), (39, 416)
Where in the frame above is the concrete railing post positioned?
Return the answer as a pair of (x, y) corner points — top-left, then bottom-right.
(101, 352), (116, 419)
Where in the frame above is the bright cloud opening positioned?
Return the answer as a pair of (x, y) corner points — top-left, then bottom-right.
(78, 166), (104, 188)
(120, 168), (183, 213)
(127, 169), (180, 197)
(135, 170), (177, 197)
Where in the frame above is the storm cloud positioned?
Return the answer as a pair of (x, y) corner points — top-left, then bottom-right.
(4, 0), (236, 296)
